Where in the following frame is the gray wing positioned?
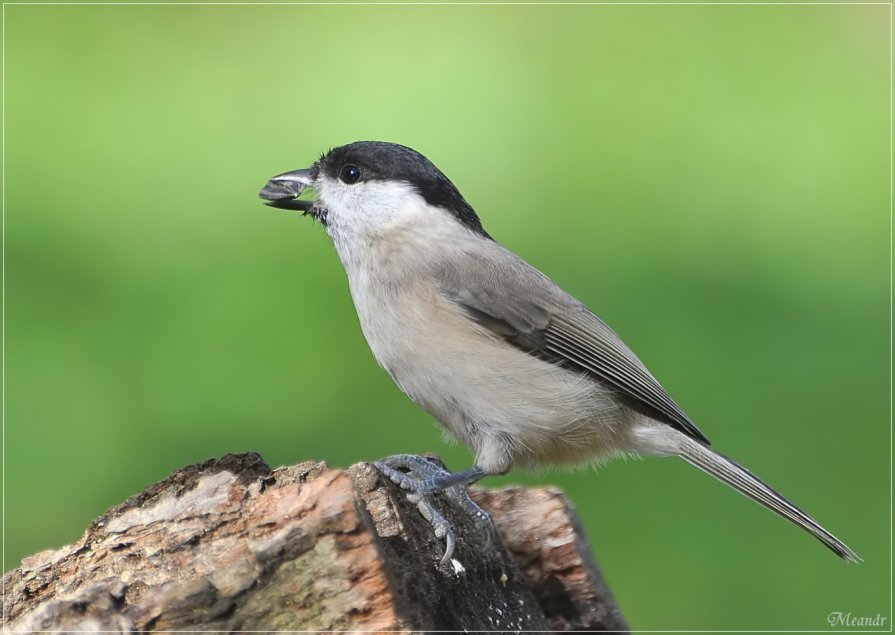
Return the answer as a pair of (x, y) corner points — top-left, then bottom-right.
(436, 246), (710, 445)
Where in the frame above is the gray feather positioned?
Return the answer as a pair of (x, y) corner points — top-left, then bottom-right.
(437, 244), (710, 445)
(676, 436), (860, 562)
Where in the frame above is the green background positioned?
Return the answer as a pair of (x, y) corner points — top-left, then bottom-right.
(3, 3), (890, 630)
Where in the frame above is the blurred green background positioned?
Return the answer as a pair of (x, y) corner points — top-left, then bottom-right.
(3, 3), (889, 630)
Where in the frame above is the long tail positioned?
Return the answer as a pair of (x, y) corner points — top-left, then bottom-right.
(677, 436), (860, 562)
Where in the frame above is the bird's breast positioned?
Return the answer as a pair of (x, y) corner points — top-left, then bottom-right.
(330, 222), (632, 471)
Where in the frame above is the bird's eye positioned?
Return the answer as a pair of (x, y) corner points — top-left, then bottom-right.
(339, 164), (361, 184)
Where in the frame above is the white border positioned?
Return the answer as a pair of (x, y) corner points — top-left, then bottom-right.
(1, 3), (891, 634)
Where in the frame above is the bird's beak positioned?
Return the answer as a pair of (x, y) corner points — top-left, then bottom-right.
(259, 168), (316, 211)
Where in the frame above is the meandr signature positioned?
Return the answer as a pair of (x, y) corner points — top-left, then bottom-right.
(827, 612), (888, 628)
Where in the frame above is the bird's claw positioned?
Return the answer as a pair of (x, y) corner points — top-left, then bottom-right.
(444, 483), (495, 549)
(375, 455), (493, 565)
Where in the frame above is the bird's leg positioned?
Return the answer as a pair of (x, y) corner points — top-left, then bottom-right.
(375, 454), (494, 564)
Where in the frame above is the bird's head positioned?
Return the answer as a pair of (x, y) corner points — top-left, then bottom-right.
(259, 141), (489, 239)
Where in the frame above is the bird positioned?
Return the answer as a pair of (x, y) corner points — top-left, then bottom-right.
(259, 140), (859, 565)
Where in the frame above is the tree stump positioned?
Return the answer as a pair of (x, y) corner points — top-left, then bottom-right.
(2, 452), (628, 632)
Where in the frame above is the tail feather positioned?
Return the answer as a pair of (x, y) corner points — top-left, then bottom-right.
(677, 438), (860, 563)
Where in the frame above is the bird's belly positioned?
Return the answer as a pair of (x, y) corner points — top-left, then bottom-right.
(353, 284), (632, 472)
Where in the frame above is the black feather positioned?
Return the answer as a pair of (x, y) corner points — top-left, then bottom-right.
(317, 141), (491, 239)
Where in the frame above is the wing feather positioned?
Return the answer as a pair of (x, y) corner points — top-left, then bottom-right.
(436, 248), (709, 444)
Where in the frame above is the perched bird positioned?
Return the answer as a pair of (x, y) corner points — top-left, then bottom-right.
(259, 141), (858, 564)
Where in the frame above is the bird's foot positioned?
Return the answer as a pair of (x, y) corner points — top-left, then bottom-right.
(375, 454), (494, 564)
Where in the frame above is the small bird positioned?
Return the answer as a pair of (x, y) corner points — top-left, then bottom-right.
(259, 141), (858, 564)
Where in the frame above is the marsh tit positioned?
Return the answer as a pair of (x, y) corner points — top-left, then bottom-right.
(259, 141), (858, 565)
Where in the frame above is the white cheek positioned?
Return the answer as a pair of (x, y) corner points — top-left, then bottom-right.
(319, 179), (428, 237)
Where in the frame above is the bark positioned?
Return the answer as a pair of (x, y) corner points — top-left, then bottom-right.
(2, 452), (628, 633)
